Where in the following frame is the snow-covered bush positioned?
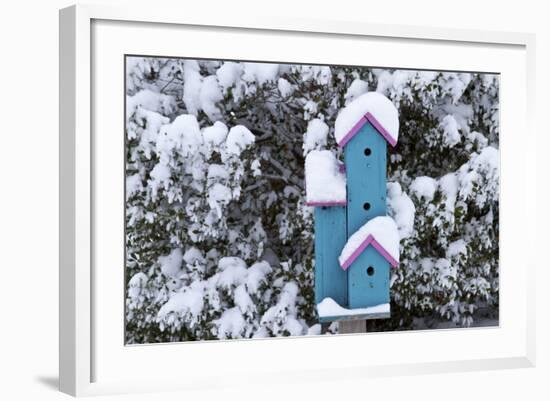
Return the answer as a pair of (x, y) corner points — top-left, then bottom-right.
(125, 57), (499, 343)
(382, 71), (500, 329)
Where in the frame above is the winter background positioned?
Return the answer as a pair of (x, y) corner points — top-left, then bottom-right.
(125, 56), (499, 344)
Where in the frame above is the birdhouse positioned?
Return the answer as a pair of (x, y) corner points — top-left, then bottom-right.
(338, 216), (399, 309)
(305, 92), (401, 322)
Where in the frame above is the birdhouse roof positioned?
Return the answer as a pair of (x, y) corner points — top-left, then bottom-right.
(334, 92), (399, 148)
(339, 216), (400, 270)
(304, 150), (347, 206)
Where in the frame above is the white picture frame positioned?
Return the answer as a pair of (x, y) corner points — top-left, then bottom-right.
(59, 3), (536, 397)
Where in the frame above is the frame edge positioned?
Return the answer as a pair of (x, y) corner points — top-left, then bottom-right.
(524, 33), (537, 368)
(59, 5), (77, 396)
(61, 3), (537, 395)
(60, 4), (93, 396)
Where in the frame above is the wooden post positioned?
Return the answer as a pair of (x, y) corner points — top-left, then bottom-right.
(339, 319), (366, 334)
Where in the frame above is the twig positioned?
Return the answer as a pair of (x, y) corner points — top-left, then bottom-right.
(160, 76), (178, 94)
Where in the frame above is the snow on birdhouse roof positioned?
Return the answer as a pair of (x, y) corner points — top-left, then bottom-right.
(339, 216), (400, 270)
(334, 92), (399, 148)
(305, 150), (347, 206)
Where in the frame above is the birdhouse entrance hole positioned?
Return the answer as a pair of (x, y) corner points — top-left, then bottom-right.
(367, 266), (375, 276)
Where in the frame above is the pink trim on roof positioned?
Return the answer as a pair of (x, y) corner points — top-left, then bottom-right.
(306, 200), (347, 207)
(338, 116), (368, 148)
(337, 112), (397, 148)
(340, 234), (398, 271)
(365, 112), (397, 147)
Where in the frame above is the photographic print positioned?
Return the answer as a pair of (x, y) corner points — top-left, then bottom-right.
(125, 56), (499, 344)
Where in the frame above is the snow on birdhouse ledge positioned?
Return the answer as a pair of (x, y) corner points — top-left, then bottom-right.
(339, 216), (400, 270)
(334, 92), (399, 148)
(305, 150), (347, 206)
(317, 297), (390, 322)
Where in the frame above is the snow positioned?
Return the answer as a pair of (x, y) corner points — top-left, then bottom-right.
(442, 73), (471, 104)
(314, 66), (332, 85)
(252, 327), (269, 339)
(182, 60), (202, 116)
(251, 159), (261, 177)
(243, 62), (279, 84)
(296, 65), (331, 85)
(183, 247), (205, 265)
(157, 114), (202, 159)
(476, 146), (499, 171)
(216, 62), (243, 92)
(207, 164), (230, 182)
(440, 114), (461, 147)
(416, 71), (438, 86)
(284, 318), (305, 336)
(304, 150), (346, 205)
(216, 257), (248, 289)
(439, 173), (459, 212)
(387, 182), (416, 240)
(375, 70), (393, 95)
(260, 282), (305, 336)
(199, 75), (223, 121)
(225, 125), (255, 155)
(149, 162), (171, 196)
(467, 131), (489, 149)
(208, 182), (233, 217)
(443, 104), (473, 136)
(303, 100), (318, 120)
(334, 92), (399, 146)
(339, 216), (400, 267)
(373, 69), (474, 111)
(317, 297), (390, 318)
(245, 261), (272, 294)
(156, 258), (277, 337)
(158, 248), (183, 278)
(374, 69), (418, 100)
(447, 239), (468, 258)
(126, 173), (143, 200)
(436, 259), (458, 289)
(129, 108), (169, 159)
(410, 176), (438, 201)
(213, 307), (246, 339)
(128, 272), (148, 299)
(457, 146), (499, 206)
(157, 284), (204, 323)
(277, 78), (293, 98)
(203, 121), (229, 147)
(307, 324), (322, 336)
(126, 89), (176, 117)
(390, 71), (410, 96)
(344, 79), (369, 105)
(234, 285), (256, 317)
(126, 90), (174, 159)
(302, 118), (329, 155)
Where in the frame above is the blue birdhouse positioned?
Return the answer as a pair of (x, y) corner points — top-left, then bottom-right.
(305, 92), (401, 322)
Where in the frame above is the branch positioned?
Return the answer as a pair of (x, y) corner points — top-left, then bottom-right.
(265, 159), (304, 190)
(160, 76), (177, 93)
(262, 174), (289, 184)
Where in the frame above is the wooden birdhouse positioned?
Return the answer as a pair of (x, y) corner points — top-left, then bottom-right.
(339, 216), (399, 310)
(305, 92), (400, 323)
